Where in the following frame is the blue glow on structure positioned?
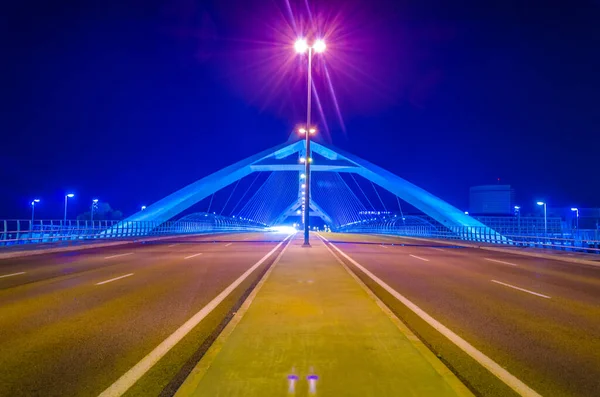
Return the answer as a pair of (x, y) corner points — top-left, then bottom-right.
(268, 225), (297, 234)
(111, 138), (501, 239)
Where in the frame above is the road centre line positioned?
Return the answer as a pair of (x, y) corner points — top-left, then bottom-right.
(484, 258), (518, 267)
(316, 233), (542, 397)
(491, 280), (551, 299)
(409, 254), (430, 262)
(0, 272), (26, 279)
(96, 273), (134, 286)
(224, 243), (232, 247)
(104, 253), (134, 260)
(184, 253), (203, 260)
(98, 234), (293, 397)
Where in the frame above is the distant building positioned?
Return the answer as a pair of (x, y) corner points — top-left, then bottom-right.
(469, 185), (515, 215)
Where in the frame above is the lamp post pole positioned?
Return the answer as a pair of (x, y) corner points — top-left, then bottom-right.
(303, 46), (312, 246)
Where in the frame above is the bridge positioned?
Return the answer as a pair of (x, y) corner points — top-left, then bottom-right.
(1, 138), (600, 397)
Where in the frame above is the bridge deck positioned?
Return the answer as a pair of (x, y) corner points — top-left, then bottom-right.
(177, 234), (470, 396)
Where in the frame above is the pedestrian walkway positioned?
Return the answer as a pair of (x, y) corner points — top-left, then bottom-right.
(176, 235), (472, 396)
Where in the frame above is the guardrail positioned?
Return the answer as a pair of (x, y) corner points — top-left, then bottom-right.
(337, 223), (600, 254)
(1, 216), (266, 247)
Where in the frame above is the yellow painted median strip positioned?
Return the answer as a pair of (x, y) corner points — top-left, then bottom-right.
(98, 234), (293, 397)
(317, 233), (542, 397)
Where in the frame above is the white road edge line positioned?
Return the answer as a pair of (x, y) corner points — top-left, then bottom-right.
(184, 253), (203, 260)
(104, 253), (134, 260)
(429, 247), (446, 252)
(0, 271), (26, 279)
(380, 244), (388, 248)
(96, 273), (134, 286)
(484, 258), (518, 267)
(98, 234), (293, 397)
(316, 233), (542, 397)
(224, 243), (232, 247)
(409, 254), (430, 262)
(491, 280), (551, 299)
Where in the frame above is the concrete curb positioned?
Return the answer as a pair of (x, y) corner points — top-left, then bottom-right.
(320, 234), (474, 397)
(175, 235), (294, 396)
(377, 234), (600, 268)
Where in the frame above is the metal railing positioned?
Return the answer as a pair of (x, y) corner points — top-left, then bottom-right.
(1, 214), (266, 247)
(337, 221), (600, 254)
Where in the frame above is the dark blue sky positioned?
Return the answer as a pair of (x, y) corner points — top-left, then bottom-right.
(2, 0), (599, 219)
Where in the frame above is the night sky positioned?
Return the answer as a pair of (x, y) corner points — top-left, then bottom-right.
(2, 0), (599, 220)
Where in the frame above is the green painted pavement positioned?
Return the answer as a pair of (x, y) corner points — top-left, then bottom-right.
(177, 235), (471, 396)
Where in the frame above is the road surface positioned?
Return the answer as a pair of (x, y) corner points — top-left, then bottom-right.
(1, 231), (598, 396)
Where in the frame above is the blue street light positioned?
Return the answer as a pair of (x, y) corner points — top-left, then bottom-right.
(64, 194), (75, 224)
(31, 199), (40, 225)
(91, 199), (99, 222)
(537, 201), (547, 235)
(141, 206), (147, 211)
(571, 207), (579, 230)
(514, 206), (521, 234)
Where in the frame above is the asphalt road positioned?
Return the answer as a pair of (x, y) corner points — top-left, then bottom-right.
(324, 233), (600, 397)
(1, 231), (599, 397)
(0, 232), (287, 396)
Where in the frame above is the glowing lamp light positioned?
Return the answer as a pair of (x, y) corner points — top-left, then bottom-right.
(537, 201), (545, 206)
(570, 207), (578, 212)
(66, 193), (75, 198)
(93, 199), (99, 203)
(313, 39), (326, 53)
(300, 157), (306, 163)
(309, 128), (316, 134)
(294, 38), (308, 53)
(299, 128), (307, 134)
(141, 206), (147, 210)
(300, 173), (306, 179)
(33, 199), (40, 203)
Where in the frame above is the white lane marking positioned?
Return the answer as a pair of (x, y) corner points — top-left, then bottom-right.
(167, 244), (178, 248)
(409, 254), (430, 262)
(184, 253), (203, 260)
(491, 280), (551, 299)
(104, 253), (134, 260)
(429, 247), (446, 252)
(317, 233), (542, 397)
(484, 258), (518, 267)
(224, 243), (232, 247)
(380, 244), (388, 249)
(0, 272), (26, 279)
(98, 234), (294, 397)
(96, 273), (134, 286)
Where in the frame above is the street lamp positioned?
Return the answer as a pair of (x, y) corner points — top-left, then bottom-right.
(31, 199), (40, 226)
(141, 206), (147, 211)
(91, 199), (99, 222)
(536, 201), (547, 236)
(64, 194), (75, 225)
(571, 207), (579, 231)
(514, 206), (521, 234)
(295, 37), (325, 246)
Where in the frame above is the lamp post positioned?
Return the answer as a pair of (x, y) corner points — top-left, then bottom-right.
(64, 194), (75, 225)
(536, 201), (547, 236)
(141, 205), (147, 211)
(571, 207), (579, 232)
(31, 199), (40, 226)
(91, 199), (99, 222)
(295, 38), (325, 246)
(514, 206), (521, 234)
